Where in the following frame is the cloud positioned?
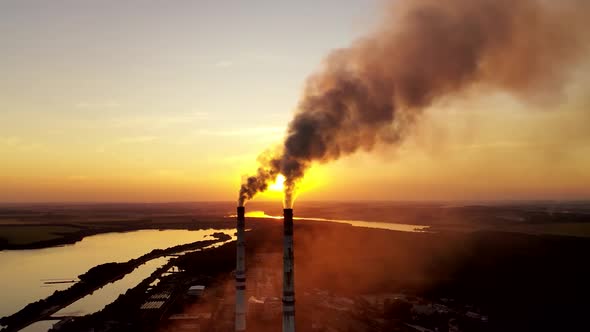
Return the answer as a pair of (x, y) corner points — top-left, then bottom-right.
(219, 154), (257, 164)
(75, 101), (120, 109)
(67, 175), (90, 181)
(195, 126), (284, 137)
(159, 112), (209, 124)
(0, 136), (20, 147)
(111, 112), (209, 128)
(213, 52), (290, 68)
(456, 141), (529, 150)
(117, 136), (158, 144)
(214, 60), (233, 68)
(0, 136), (45, 152)
(241, 51), (288, 64)
(154, 169), (186, 178)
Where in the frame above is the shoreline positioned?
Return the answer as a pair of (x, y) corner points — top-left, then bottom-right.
(0, 221), (233, 251)
(0, 233), (231, 332)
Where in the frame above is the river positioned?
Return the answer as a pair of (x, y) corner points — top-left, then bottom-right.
(238, 210), (429, 232)
(0, 228), (233, 320)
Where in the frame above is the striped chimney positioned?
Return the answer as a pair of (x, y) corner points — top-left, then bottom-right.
(282, 208), (295, 332)
(236, 206), (246, 331)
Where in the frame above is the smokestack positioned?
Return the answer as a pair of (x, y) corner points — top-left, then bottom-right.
(236, 206), (246, 332)
(282, 208), (295, 332)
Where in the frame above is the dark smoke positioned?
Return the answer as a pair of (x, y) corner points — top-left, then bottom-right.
(239, 0), (590, 207)
(238, 152), (281, 206)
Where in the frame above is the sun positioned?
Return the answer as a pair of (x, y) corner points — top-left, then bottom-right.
(269, 174), (285, 192)
(253, 165), (327, 202)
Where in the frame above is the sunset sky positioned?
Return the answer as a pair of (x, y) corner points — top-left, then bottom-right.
(1, 0), (589, 203)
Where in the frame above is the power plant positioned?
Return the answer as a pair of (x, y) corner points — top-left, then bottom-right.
(235, 206), (246, 332)
(282, 208), (296, 332)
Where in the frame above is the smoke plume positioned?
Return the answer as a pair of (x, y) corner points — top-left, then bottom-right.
(238, 0), (590, 207)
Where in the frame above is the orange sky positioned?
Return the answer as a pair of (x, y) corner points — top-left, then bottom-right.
(2, 88), (589, 203)
(1, 1), (589, 203)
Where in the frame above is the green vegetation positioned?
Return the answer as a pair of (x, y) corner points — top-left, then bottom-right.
(0, 226), (81, 246)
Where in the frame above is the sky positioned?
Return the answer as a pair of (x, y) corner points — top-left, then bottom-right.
(1, 0), (589, 203)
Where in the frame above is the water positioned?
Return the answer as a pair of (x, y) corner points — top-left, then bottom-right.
(52, 234), (238, 317)
(0, 229), (233, 319)
(239, 210), (429, 232)
(309, 217), (429, 232)
(17, 320), (60, 332)
(53, 257), (169, 317)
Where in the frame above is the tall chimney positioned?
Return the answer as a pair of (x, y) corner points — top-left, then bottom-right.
(236, 206), (246, 331)
(282, 208), (295, 332)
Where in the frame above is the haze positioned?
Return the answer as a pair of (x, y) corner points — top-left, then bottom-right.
(1, 0), (589, 203)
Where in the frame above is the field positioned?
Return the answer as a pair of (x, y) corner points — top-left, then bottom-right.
(0, 202), (234, 249)
(0, 225), (81, 246)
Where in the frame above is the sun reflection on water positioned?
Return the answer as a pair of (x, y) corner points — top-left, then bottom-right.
(227, 211), (429, 232)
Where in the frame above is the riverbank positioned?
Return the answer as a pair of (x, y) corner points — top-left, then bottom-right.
(51, 241), (238, 332)
(0, 233), (230, 332)
(0, 208), (233, 251)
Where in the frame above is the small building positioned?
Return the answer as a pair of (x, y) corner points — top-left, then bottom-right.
(412, 304), (436, 316)
(141, 301), (166, 310)
(433, 303), (451, 314)
(149, 291), (171, 301)
(405, 323), (435, 332)
(188, 285), (205, 297)
(466, 311), (488, 322)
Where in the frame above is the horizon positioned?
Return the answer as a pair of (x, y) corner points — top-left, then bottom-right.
(2, 198), (589, 206)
